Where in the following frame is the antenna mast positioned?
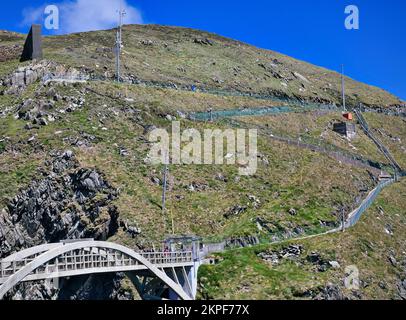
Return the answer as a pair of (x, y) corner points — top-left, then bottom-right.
(115, 6), (126, 82)
(341, 64), (346, 112)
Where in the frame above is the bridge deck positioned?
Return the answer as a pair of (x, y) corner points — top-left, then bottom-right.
(0, 249), (193, 285)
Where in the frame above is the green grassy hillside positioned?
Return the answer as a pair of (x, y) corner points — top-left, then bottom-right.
(0, 25), (404, 300)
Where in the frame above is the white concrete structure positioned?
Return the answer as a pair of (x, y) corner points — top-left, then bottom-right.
(0, 240), (199, 300)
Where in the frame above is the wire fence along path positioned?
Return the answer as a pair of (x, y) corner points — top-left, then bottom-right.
(41, 72), (406, 116)
(354, 109), (403, 175)
(201, 110), (404, 254)
(40, 73), (403, 257)
(345, 178), (394, 228)
(201, 177), (396, 259)
(220, 117), (389, 175)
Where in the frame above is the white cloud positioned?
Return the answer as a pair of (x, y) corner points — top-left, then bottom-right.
(21, 0), (143, 34)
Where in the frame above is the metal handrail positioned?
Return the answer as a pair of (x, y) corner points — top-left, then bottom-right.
(354, 109), (402, 174)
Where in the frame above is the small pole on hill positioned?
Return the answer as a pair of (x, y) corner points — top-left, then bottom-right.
(115, 6), (126, 82)
(162, 152), (169, 218)
(341, 64), (346, 112)
(162, 167), (168, 213)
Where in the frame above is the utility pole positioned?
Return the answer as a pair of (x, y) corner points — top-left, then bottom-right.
(341, 64), (346, 112)
(115, 7), (126, 82)
(161, 161), (175, 234)
(162, 163), (168, 216)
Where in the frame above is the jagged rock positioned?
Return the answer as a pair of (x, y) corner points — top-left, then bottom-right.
(306, 252), (331, 272)
(119, 147), (129, 157)
(64, 132), (97, 148)
(63, 150), (74, 159)
(0, 151), (119, 259)
(247, 195), (261, 209)
(1, 61), (53, 94)
(193, 38), (213, 46)
(257, 245), (303, 264)
(315, 283), (345, 300)
(280, 245), (303, 258)
(34, 117), (48, 126)
(140, 39), (154, 46)
(384, 224), (394, 235)
(293, 226), (305, 235)
(255, 217), (274, 233)
(225, 236), (259, 248)
(224, 205), (247, 219)
(388, 255), (397, 267)
(398, 279), (406, 300)
(288, 208), (297, 216)
(1, 60), (85, 96)
(150, 177), (161, 185)
(329, 261), (341, 269)
(257, 252), (279, 265)
(143, 125), (157, 135)
(10, 281), (57, 300)
(319, 220), (337, 228)
(306, 252), (322, 263)
(120, 220), (141, 238)
(176, 110), (187, 119)
(187, 181), (208, 192)
(215, 173), (227, 182)
(378, 281), (387, 290)
(51, 273), (132, 300)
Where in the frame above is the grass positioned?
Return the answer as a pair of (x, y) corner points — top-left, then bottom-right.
(7, 24), (396, 108)
(0, 34), (404, 299)
(198, 244), (327, 299)
(198, 178), (406, 300)
(0, 155), (43, 206)
(237, 111), (389, 166)
(0, 80), (381, 246)
(363, 113), (406, 168)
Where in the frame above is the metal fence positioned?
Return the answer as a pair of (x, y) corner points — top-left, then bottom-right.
(42, 73), (89, 83)
(189, 104), (338, 121)
(221, 117), (390, 174)
(354, 109), (403, 175)
(345, 178), (394, 228)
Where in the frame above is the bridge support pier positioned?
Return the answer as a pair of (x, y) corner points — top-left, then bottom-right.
(126, 263), (200, 300)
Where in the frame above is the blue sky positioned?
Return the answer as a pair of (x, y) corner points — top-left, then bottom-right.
(1, 0), (405, 100)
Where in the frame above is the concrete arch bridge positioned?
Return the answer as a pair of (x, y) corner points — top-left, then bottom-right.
(0, 240), (201, 300)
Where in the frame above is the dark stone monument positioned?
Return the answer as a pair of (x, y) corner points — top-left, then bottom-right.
(20, 24), (43, 62)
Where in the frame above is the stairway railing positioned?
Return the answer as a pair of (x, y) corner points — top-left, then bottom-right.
(354, 109), (402, 175)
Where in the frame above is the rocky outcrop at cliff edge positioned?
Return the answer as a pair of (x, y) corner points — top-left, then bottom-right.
(0, 150), (120, 259)
(0, 60), (84, 95)
(10, 273), (134, 300)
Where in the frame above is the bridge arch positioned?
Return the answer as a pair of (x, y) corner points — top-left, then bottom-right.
(1, 243), (63, 265)
(0, 241), (192, 300)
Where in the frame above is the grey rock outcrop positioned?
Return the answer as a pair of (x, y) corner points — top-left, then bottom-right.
(0, 150), (119, 259)
(314, 284), (346, 300)
(1, 61), (53, 94)
(0, 61), (85, 95)
(0, 150), (127, 300)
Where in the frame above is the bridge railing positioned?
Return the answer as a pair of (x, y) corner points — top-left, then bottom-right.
(0, 249), (194, 281)
(141, 251), (193, 265)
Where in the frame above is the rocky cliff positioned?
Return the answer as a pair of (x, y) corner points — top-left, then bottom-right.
(0, 150), (130, 300)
